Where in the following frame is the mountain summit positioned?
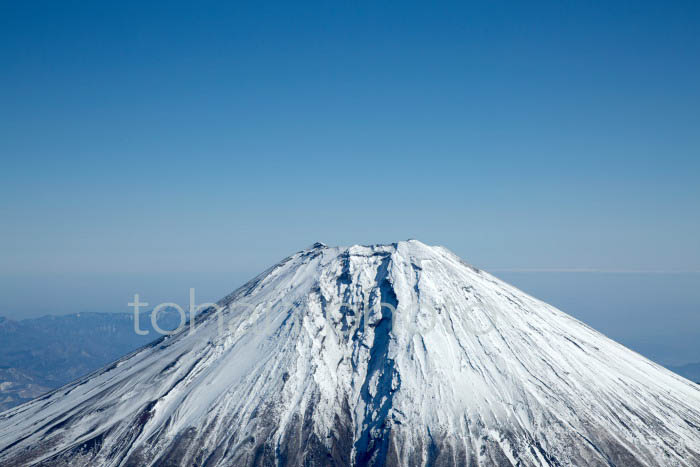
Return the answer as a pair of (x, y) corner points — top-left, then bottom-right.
(1, 241), (699, 466)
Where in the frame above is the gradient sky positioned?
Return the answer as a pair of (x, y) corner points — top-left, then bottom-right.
(1, 2), (699, 361)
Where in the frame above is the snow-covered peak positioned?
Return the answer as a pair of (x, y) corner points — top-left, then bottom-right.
(1, 241), (699, 466)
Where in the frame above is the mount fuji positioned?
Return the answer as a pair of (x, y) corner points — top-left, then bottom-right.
(1, 240), (699, 466)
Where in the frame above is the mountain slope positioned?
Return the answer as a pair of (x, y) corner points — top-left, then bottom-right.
(1, 241), (699, 466)
(666, 363), (700, 384)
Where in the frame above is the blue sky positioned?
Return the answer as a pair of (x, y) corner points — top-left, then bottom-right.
(1, 2), (699, 361)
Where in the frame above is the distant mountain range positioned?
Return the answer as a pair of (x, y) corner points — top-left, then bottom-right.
(0, 310), (181, 412)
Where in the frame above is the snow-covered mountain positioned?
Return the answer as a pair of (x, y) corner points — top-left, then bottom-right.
(1, 240), (699, 466)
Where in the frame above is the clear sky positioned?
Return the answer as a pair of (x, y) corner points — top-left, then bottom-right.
(1, 2), (699, 362)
